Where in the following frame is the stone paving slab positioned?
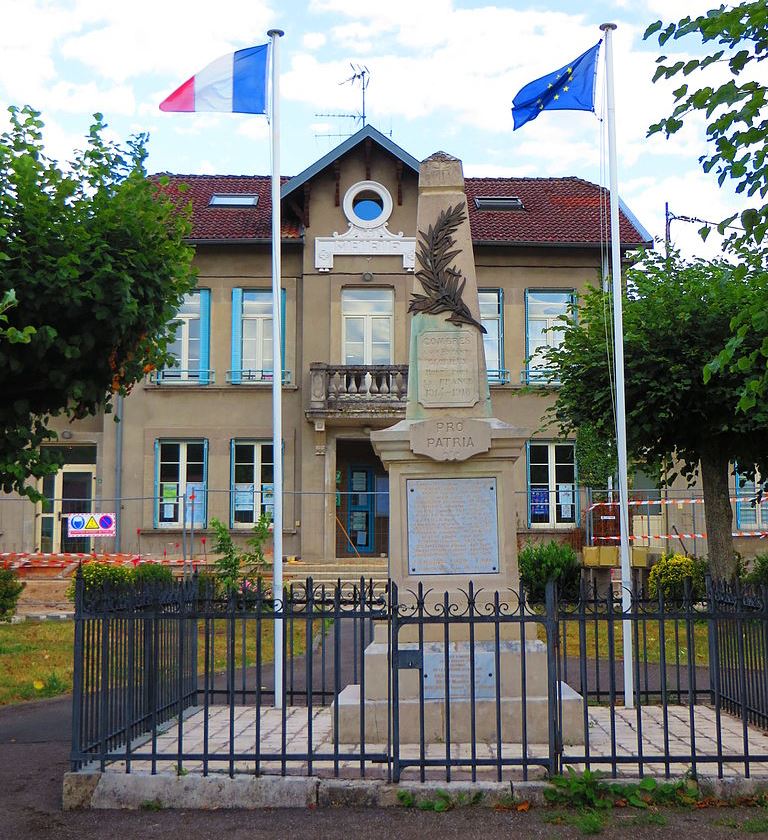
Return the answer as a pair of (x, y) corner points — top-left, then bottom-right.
(98, 703), (768, 781)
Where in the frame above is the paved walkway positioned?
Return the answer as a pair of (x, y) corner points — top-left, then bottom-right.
(104, 703), (768, 781)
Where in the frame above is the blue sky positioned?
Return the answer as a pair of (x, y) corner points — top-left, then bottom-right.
(0, 0), (748, 256)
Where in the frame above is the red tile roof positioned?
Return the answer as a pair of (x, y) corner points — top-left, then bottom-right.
(465, 177), (649, 247)
(156, 175), (301, 241)
(157, 173), (649, 247)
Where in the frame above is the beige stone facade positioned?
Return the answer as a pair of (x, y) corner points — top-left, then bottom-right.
(3, 126), (759, 566)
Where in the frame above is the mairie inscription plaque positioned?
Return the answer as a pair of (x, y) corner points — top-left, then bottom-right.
(417, 330), (479, 408)
(406, 477), (499, 575)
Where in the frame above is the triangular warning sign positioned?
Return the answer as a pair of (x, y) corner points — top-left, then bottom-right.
(84, 515), (100, 530)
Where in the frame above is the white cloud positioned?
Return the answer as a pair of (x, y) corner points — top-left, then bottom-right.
(60, 0), (276, 82)
(302, 32), (327, 50)
(237, 118), (270, 140)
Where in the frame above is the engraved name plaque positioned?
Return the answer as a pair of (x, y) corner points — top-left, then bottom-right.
(422, 643), (497, 701)
(417, 330), (479, 408)
(406, 477), (499, 575)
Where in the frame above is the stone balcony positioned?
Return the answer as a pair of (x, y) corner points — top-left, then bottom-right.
(307, 363), (409, 423)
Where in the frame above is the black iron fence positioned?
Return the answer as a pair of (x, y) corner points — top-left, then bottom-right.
(71, 573), (768, 782)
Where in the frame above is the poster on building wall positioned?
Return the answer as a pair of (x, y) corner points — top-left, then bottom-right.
(262, 483), (274, 515)
(530, 488), (549, 516)
(558, 484), (574, 519)
(234, 484), (254, 512)
(161, 483), (177, 520)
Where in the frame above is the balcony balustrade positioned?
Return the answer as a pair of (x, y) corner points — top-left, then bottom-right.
(308, 363), (409, 418)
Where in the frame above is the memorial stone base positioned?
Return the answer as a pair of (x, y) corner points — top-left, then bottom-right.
(332, 633), (584, 745)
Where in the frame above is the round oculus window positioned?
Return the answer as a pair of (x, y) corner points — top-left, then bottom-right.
(352, 191), (384, 222)
(342, 181), (393, 229)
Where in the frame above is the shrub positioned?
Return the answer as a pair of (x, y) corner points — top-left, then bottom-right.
(0, 567), (24, 621)
(519, 540), (580, 602)
(745, 553), (768, 587)
(210, 514), (272, 592)
(132, 562), (174, 586)
(66, 560), (133, 602)
(647, 553), (706, 602)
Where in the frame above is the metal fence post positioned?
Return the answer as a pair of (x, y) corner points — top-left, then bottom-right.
(390, 582), (401, 783)
(70, 565), (85, 770)
(545, 579), (561, 776)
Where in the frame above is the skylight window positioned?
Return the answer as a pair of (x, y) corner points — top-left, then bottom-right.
(474, 196), (524, 211)
(209, 194), (259, 207)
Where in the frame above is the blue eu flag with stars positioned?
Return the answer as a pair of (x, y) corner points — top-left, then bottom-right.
(512, 41), (601, 130)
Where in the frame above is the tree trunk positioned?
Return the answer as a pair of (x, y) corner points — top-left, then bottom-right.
(699, 450), (737, 580)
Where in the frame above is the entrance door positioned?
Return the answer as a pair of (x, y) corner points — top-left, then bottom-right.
(39, 468), (95, 553)
(347, 466), (374, 553)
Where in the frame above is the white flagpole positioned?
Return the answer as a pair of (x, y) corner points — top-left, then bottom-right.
(268, 27), (285, 709)
(600, 22), (634, 709)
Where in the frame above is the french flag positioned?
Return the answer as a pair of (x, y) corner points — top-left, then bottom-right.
(160, 43), (269, 114)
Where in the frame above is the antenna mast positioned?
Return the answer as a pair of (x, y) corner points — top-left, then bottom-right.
(313, 64), (371, 140)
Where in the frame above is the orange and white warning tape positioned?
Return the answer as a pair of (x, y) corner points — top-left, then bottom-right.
(1, 552), (197, 570)
(594, 530), (768, 542)
(585, 496), (753, 512)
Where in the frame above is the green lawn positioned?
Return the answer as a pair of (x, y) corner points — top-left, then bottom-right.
(534, 618), (711, 666)
(0, 618), (311, 706)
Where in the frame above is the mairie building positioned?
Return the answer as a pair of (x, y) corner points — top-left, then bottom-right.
(2, 125), (671, 571)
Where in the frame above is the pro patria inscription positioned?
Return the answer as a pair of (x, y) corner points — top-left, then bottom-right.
(410, 418), (490, 461)
(417, 330), (479, 408)
(406, 477), (500, 575)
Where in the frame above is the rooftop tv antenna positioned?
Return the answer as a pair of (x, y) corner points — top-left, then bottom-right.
(342, 64), (370, 126)
(314, 64), (373, 140)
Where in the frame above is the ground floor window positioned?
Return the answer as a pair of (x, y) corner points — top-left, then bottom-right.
(230, 440), (274, 527)
(528, 441), (577, 528)
(155, 440), (207, 527)
(736, 469), (768, 530)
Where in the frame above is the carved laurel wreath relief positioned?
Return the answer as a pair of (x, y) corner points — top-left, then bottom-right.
(409, 201), (485, 333)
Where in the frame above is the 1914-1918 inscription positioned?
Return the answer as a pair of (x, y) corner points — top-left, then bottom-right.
(406, 477), (499, 575)
(417, 330), (479, 408)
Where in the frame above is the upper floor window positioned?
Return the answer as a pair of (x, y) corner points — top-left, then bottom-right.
(524, 289), (574, 384)
(342, 288), (393, 366)
(229, 288), (288, 384)
(528, 441), (577, 528)
(230, 440), (274, 527)
(154, 440), (207, 528)
(736, 469), (768, 530)
(479, 289), (508, 384)
(159, 290), (212, 384)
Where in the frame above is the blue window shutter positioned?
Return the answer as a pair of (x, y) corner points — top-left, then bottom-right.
(573, 441), (580, 522)
(153, 439), (160, 529)
(497, 288), (505, 376)
(229, 439), (236, 527)
(524, 289), (530, 382)
(199, 289), (211, 384)
(231, 288), (243, 384)
(280, 288), (287, 381)
(735, 465), (743, 528)
(525, 440), (532, 528)
(202, 439), (209, 527)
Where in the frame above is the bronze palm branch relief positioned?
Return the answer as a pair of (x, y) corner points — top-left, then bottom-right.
(409, 201), (486, 333)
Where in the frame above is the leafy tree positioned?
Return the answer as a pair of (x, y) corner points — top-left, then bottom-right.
(0, 106), (195, 498)
(645, 2), (767, 245)
(542, 249), (768, 580)
(645, 4), (768, 409)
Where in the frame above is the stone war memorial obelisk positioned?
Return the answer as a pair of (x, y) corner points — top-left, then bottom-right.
(334, 152), (582, 745)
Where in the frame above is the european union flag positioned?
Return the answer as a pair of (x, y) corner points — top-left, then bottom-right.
(511, 41), (601, 130)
